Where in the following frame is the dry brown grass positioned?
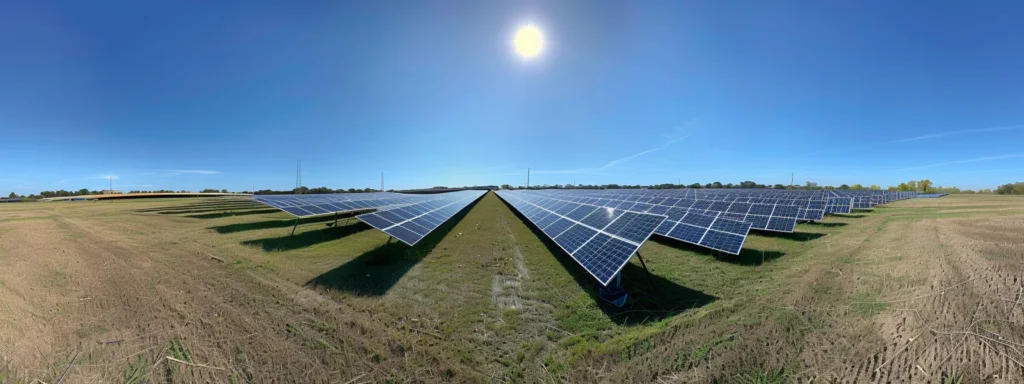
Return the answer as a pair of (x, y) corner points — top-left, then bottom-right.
(0, 193), (1022, 383)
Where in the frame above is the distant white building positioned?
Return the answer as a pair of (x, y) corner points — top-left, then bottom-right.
(101, 190), (123, 195)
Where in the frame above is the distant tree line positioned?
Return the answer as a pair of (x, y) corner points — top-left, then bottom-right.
(995, 182), (1024, 195)
(498, 179), (994, 194)
(253, 186), (381, 195)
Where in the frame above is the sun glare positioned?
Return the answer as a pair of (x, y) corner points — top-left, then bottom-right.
(514, 24), (544, 59)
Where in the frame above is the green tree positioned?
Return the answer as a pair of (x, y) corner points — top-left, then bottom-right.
(995, 182), (1024, 195)
(839, 184), (850, 190)
(773, 184), (785, 189)
(7, 192), (16, 198)
(906, 180), (917, 191)
(918, 179), (933, 193)
(851, 184), (864, 190)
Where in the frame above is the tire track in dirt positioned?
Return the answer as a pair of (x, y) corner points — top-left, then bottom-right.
(811, 213), (1024, 383)
(488, 200), (561, 381)
(1, 203), (384, 382)
(491, 211), (528, 310)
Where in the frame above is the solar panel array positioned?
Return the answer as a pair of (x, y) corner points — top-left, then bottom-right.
(358, 190), (486, 246)
(824, 197), (853, 214)
(253, 192), (425, 217)
(495, 190), (666, 285)
(511, 190), (754, 254)
(528, 190), (798, 234)
(253, 190), (486, 246)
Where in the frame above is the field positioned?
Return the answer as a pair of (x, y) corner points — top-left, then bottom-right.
(1, 193), (1023, 383)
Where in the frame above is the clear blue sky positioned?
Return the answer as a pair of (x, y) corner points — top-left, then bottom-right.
(2, 0), (1022, 194)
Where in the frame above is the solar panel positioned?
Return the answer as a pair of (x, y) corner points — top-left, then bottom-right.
(674, 199), (800, 233)
(253, 192), (426, 217)
(824, 197), (853, 214)
(656, 210), (751, 254)
(517, 190), (753, 255)
(357, 190), (485, 246)
(496, 191), (666, 286)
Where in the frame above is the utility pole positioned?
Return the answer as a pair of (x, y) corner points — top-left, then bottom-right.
(790, 172), (794, 189)
(109, 176), (113, 192)
(296, 160), (302, 190)
(380, 172), (384, 192)
(527, 168), (530, 189)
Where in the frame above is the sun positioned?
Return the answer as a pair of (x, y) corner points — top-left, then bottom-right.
(513, 24), (544, 59)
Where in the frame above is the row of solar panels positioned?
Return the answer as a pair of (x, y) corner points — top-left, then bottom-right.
(253, 190), (486, 246)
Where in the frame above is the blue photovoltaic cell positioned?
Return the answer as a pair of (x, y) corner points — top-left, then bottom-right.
(580, 208), (623, 230)
(681, 212), (716, 228)
(655, 220), (676, 235)
(535, 213), (559, 229)
(376, 209), (407, 224)
(646, 205), (670, 215)
(555, 225), (598, 254)
(667, 222), (706, 244)
(387, 226), (423, 245)
(825, 197), (853, 214)
(544, 218), (574, 238)
(699, 231), (745, 253)
(747, 215), (769, 229)
(767, 217), (796, 232)
(555, 202), (580, 215)
(604, 212), (664, 243)
(711, 218), (751, 234)
(359, 214), (395, 231)
(573, 235), (639, 283)
(567, 205), (598, 221)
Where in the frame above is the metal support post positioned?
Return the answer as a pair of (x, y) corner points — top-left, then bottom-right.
(635, 251), (659, 295)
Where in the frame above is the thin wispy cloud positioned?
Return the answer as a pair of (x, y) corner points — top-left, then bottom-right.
(889, 125), (1024, 144)
(534, 124), (695, 175)
(602, 134), (691, 169)
(889, 153), (1024, 172)
(158, 169), (221, 175)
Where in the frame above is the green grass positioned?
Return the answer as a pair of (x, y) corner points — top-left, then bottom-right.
(735, 366), (788, 384)
(122, 356), (148, 384)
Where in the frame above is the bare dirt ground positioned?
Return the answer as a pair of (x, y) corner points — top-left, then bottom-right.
(0, 193), (1022, 383)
